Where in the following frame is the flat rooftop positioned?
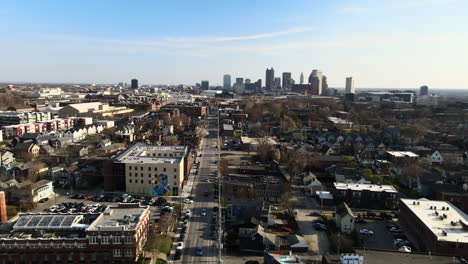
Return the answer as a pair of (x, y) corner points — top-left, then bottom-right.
(88, 203), (149, 231)
(401, 198), (468, 243)
(386, 151), (419, 158)
(114, 143), (186, 164)
(334, 182), (398, 193)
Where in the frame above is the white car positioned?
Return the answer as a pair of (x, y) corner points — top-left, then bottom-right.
(201, 209), (206, 216)
(360, 229), (374, 235)
(183, 199), (193, 204)
(176, 242), (184, 251)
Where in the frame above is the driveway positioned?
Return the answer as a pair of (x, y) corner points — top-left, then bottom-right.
(296, 209), (331, 254)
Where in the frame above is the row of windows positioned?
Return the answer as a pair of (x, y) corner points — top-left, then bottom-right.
(128, 166), (177, 172)
(88, 236), (133, 245)
(0, 243), (87, 249)
(113, 248), (134, 257)
(129, 173), (178, 179)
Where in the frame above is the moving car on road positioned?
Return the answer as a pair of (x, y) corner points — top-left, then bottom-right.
(176, 242), (184, 251)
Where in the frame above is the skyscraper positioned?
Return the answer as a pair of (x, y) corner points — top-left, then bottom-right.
(265, 67), (275, 90)
(274, 77), (281, 90)
(322, 75), (329, 95)
(420, 85), (429, 96)
(131, 78), (138, 89)
(223, 74), (231, 90)
(309, 70), (323, 95)
(300, 72), (304, 84)
(201, 80), (209, 90)
(282, 72), (292, 90)
(345, 77), (355, 94)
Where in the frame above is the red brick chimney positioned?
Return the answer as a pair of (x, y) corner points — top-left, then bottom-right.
(0, 191), (7, 223)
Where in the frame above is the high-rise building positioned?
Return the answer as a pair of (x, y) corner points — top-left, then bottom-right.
(245, 79), (261, 94)
(282, 72), (292, 90)
(233, 78), (245, 94)
(131, 79), (138, 89)
(223, 74), (231, 90)
(245, 78), (251, 84)
(274, 77), (281, 90)
(235, 78), (244, 85)
(309, 70), (323, 95)
(265, 67), (275, 90)
(420, 85), (429, 96)
(345, 77), (355, 94)
(322, 75), (329, 95)
(201, 80), (209, 90)
(300, 72), (304, 84)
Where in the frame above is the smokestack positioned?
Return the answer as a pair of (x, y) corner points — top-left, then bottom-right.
(0, 191), (7, 223)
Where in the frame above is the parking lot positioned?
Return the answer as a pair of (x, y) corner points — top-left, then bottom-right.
(356, 219), (414, 251)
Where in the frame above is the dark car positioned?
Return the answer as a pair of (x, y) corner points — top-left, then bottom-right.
(196, 246), (203, 256)
(245, 261), (260, 264)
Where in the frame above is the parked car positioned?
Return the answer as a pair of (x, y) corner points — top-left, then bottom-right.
(360, 229), (375, 235)
(183, 199), (193, 204)
(196, 246), (203, 256)
(176, 242), (184, 251)
(201, 209), (207, 216)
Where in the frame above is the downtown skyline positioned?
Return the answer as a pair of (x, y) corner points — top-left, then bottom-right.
(1, 0), (468, 88)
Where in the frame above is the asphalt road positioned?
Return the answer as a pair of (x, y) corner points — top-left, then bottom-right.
(178, 112), (220, 264)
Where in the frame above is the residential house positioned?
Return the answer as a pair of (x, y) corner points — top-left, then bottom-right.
(13, 141), (40, 159)
(335, 202), (355, 234)
(17, 179), (54, 203)
(238, 225), (278, 252)
(0, 150), (16, 171)
(303, 172), (323, 196)
(50, 136), (72, 149)
(427, 150), (466, 166)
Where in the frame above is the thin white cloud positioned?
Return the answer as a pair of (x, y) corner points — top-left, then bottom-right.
(395, 0), (455, 8)
(162, 26), (313, 42)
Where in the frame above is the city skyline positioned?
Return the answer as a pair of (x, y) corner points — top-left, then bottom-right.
(1, 0), (468, 88)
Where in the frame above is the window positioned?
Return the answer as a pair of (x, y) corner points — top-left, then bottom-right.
(113, 237), (121, 244)
(148, 180), (151, 184)
(113, 249), (122, 257)
(155, 167), (158, 171)
(141, 167), (143, 170)
(124, 249), (133, 257)
(148, 167), (151, 171)
(174, 168), (177, 172)
(141, 180), (143, 184)
(129, 179), (132, 183)
(89, 236), (98, 244)
(141, 173), (143, 177)
(124, 236), (133, 244)
(163, 168), (166, 172)
(129, 173), (132, 176)
(101, 237), (109, 244)
(129, 166), (132, 170)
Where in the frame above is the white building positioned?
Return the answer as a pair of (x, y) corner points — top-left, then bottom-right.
(114, 143), (187, 196)
(335, 202), (355, 234)
(345, 77), (355, 94)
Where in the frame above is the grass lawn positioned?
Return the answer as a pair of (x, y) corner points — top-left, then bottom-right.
(144, 229), (174, 256)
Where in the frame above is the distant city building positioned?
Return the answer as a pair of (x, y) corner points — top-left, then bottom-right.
(235, 78), (244, 85)
(265, 67), (275, 90)
(309, 70), (323, 95)
(300, 72), (304, 84)
(131, 78), (138, 89)
(233, 78), (245, 94)
(274, 77), (281, 90)
(282, 72), (292, 90)
(420, 85), (429, 96)
(322, 75), (329, 95)
(245, 78), (251, 84)
(223, 74), (231, 90)
(201, 80), (209, 90)
(245, 79), (261, 94)
(345, 77), (356, 94)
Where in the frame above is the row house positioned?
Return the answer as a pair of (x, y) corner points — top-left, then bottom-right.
(1, 117), (75, 138)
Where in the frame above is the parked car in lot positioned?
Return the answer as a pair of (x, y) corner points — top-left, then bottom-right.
(314, 223), (327, 231)
(360, 229), (375, 235)
(279, 227), (292, 232)
(201, 209), (206, 216)
(183, 199), (193, 204)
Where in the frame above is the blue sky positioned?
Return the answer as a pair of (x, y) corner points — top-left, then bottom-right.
(1, 0), (467, 88)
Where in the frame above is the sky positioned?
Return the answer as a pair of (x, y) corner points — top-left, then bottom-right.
(1, 0), (468, 88)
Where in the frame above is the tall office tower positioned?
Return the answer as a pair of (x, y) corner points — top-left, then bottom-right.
(282, 72), (292, 90)
(309, 70), (323, 95)
(322, 75), (329, 95)
(235, 78), (244, 85)
(223, 74), (231, 90)
(300, 72), (304, 84)
(420, 85), (429, 96)
(345, 77), (356, 94)
(131, 78), (138, 89)
(0, 191), (6, 223)
(265, 67), (275, 90)
(201, 80), (209, 90)
(274, 77), (281, 90)
(245, 78), (251, 84)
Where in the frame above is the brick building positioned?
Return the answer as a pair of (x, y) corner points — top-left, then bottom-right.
(399, 198), (468, 258)
(0, 203), (150, 263)
(332, 182), (399, 210)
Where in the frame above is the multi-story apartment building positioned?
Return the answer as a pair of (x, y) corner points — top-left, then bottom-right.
(332, 182), (399, 210)
(399, 198), (468, 258)
(0, 203), (150, 264)
(112, 143), (187, 196)
(0, 111), (54, 126)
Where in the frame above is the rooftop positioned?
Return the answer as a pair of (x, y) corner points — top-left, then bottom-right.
(386, 151), (419, 158)
(114, 143), (187, 164)
(401, 198), (468, 243)
(334, 182), (398, 193)
(88, 203), (148, 231)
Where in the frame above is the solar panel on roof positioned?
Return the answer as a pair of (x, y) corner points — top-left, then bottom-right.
(60, 216), (76, 226)
(50, 216), (63, 226)
(16, 216), (32, 226)
(38, 216), (54, 226)
(26, 216), (42, 227)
